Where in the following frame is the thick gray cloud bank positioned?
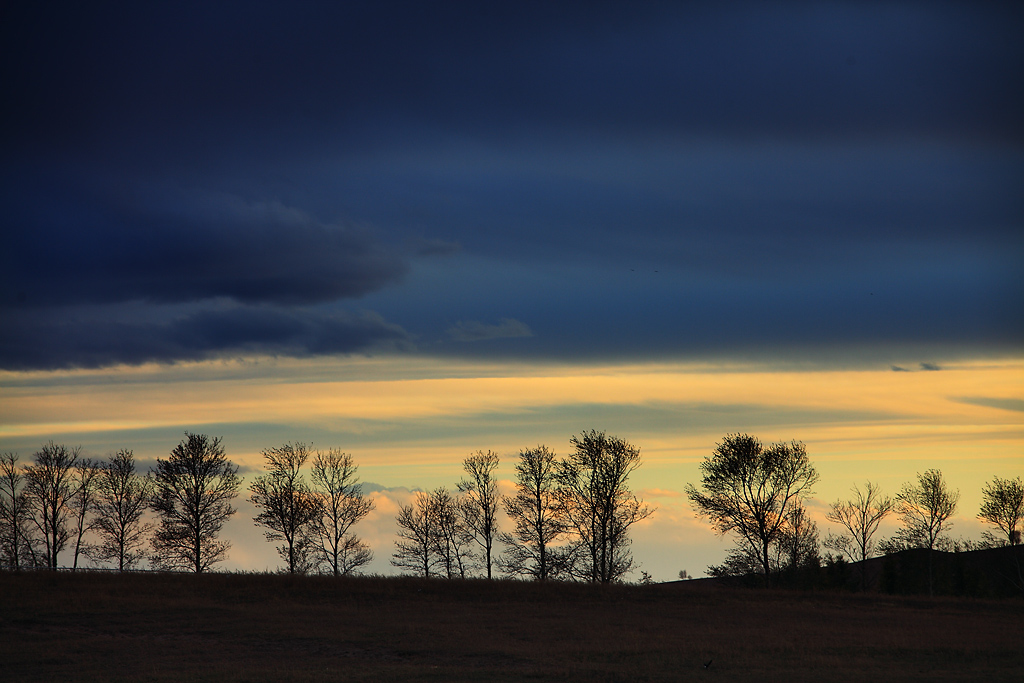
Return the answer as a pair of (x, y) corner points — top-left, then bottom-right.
(1, 2), (1021, 369)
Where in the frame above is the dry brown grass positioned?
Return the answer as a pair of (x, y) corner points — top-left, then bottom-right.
(1, 571), (1021, 682)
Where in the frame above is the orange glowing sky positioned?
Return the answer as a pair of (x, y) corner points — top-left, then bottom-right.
(2, 355), (1020, 578)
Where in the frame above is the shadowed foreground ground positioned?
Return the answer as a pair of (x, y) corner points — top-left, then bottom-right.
(1, 572), (1021, 682)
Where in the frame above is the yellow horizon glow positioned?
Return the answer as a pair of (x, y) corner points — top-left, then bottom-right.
(2, 354), (1020, 576)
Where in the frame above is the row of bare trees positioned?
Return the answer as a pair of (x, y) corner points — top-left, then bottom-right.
(0, 436), (241, 572)
(248, 443), (374, 576)
(390, 431), (655, 583)
(685, 433), (1023, 592)
(0, 435), (375, 575)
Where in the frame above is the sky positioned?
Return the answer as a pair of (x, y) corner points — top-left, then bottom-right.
(1, 1), (1021, 579)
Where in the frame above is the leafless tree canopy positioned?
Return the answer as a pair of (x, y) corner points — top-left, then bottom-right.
(392, 487), (474, 579)
(890, 469), (959, 552)
(686, 434), (818, 586)
(309, 449), (374, 576)
(555, 431), (653, 584)
(825, 481), (893, 564)
(1, 453), (41, 570)
(24, 442), (82, 569)
(709, 504), (820, 579)
(499, 446), (566, 581)
(249, 443), (321, 574)
(885, 469), (960, 596)
(68, 458), (102, 571)
(151, 433), (240, 573)
(431, 486), (475, 579)
(458, 450), (501, 579)
(978, 475), (1024, 547)
(391, 492), (435, 577)
(90, 449), (154, 571)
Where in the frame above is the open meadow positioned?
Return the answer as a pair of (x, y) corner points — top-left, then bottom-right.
(1, 571), (1021, 682)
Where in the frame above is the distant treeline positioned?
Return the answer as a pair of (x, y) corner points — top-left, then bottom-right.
(2, 431), (1021, 597)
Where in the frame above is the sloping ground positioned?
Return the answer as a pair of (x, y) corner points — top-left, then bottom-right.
(671, 546), (1024, 599)
(872, 546), (1024, 598)
(2, 571), (1021, 682)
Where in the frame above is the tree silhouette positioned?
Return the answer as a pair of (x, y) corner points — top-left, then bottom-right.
(431, 486), (474, 579)
(556, 431), (653, 583)
(309, 449), (374, 576)
(978, 475), (1023, 547)
(90, 449), (154, 571)
(68, 458), (102, 570)
(0, 453), (40, 569)
(889, 469), (959, 596)
(151, 433), (239, 573)
(499, 446), (566, 581)
(392, 491), (436, 577)
(825, 481), (893, 588)
(25, 442), (81, 569)
(687, 434), (818, 586)
(249, 443), (320, 574)
(458, 450), (501, 579)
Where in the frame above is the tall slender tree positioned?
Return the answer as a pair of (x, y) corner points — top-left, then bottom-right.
(890, 469), (959, 597)
(978, 475), (1024, 547)
(392, 492), (436, 578)
(250, 443), (321, 574)
(151, 434), (239, 573)
(0, 453), (39, 570)
(310, 449), (374, 576)
(91, 449), (154, 571)
(825, 481), (893, 588)
(431, 486), (474, 579)
(68, 458), (102, 570)
(499, 446), (565, 581)
(556, 431), (653, 583)
(458, 450), (501, 579)
(25, 442), (81, 569)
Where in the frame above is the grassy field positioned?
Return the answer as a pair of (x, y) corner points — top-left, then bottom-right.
(1, 571), (1021, 682)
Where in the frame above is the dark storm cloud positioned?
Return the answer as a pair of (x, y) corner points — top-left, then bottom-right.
(0, 179), (407, 308)
(1, 2), (1021, 369)
(4, 2), (1020, 150)
(0, 305), (410, 371)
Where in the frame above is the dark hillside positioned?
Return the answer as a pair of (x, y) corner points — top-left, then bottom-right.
(1, 571), (1021, 682)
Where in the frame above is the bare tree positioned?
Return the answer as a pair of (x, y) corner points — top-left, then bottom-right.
(68, 458), (102, 570)
(499, 446), (566, 581)
(249, 443), (321, 574)
(151, 433), (240, 573)
(1, 453), (40, 570)
(776, 504), (820, 571)
(888, 469), (959, 597)
(457, 450), (501, 579)
(709, 504), (820, 579)
(90, 449), (154, 571)
(825, 481), (893, 587)
(686, 434), (818, 586)
(431, 486), (474, 579)
(556, 431), (654, 583)
(25, 442), (81, 569)
(309, 449), (374, 576)
(979, 475), (1024, 547)
(891, 469), (959, 551)
(392, 492), (436, 577)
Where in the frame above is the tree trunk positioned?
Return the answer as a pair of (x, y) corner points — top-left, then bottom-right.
(762, 539), (772, 588)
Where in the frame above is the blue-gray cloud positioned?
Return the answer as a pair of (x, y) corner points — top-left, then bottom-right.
(1, 2), (1020, 370)
(448, 318), (533, 343)
(0, 305), (410, 371)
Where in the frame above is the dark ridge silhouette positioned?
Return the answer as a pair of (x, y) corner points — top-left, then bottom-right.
(669, 545), (1024, 598)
